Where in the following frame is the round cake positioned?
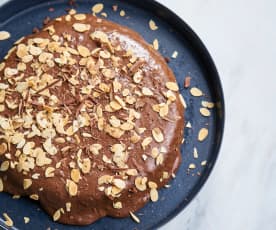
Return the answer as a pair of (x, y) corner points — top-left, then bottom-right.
(0, 12), (184, 225)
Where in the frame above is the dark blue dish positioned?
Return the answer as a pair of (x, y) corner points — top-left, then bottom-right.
(0, 0), (224, 229)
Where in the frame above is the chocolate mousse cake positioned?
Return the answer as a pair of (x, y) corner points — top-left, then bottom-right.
(0, 12), (184, 225)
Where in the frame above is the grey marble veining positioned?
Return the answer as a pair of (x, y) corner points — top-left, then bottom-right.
(0, 0), (275, 229)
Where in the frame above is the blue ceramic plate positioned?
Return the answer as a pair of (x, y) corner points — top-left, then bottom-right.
(0, 0), (224, 229)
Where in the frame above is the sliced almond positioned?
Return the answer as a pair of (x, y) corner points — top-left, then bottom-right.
(66, 179), (78, 196)
(23, 179), (32, 190)
(120, 10), (126, 17)
(0, 31), (10, 41)
(72, 23), (91, 32)
(198, 128), (208, 141)
(153, 39), (159, 50)
(0, 161), (9, 171)
(74, 14), (86, 21)
(0, 143), (7, 155)
(165, 82), (179, 91)
(92, 3), (104, 13)
(150, 188), (158, 202)
(152, 128), (164, 143)
(190, 87), (203, 97)
(53, 209), (61, 221)
(24, 217), (30, 224)
(149, 20), (158, 30)
(200, 108), (211, 117)
(77, 45), (90, 57)
(135, 176), (147, 191)
(45, 167), (55, 178)
(0, 177), (3, 192)
(113, 201), (122, 209)
(71, 168), (81, 183)
(129, 211), (140, 223)
(3, 213), (13, 227)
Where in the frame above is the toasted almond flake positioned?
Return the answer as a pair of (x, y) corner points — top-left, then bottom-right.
(190, 87), (203, 97)
(150, 188), (158, 202)
(202, 101), (215, 109)
(113, 178), (126, 189)
(29, 45), (42, 56)
(189, 163), (196, 169)
(0, 143), (7, 155)
(81, 158), (91, 174)
(30, 194), (39, 200)
(66, 179), (78, 196)
(151, 147), (159, 159)
(129, 211), (140, 223)
(200, 108), (211, 117)
(45, 167), (55, 178)
(3, 213), (13, 227)
(126, 169), (138, 176)
(193, 147), (198, 159)
(141, 137), (152, 150)
(119, 10), (126, 17)
(53, 209), (61, 221)
(0, 161), (9, 171)
(135, 176), (147, 191)
(98, 175), (113, 185)
(72, 23), (91, 32)
(142, 87), (153, 96)
(156, 153), (164, 165)
(77, 45), (90, 57)
(153, 39), (159, 50)
(152, 128), (164, 143)
(113, 201), (122, 209)
(92, 3), (104, 13)
(71, 169), (81, 183)
(23, 179), (32, 190)
(0, 178), (3, 192)
(89, 144), (102, 155)
(66, 202), (72, 212)
(148, 181), (157, 189)
(0, 31), (10, 41)
(74, 14), (86, 20)
(149, 20), (158, 30)
(165, 82), (179, 91)
(171, 51), (178, 59)
(0, 62), (5, 71)
(198, 128), (208, 141)
(133, 71), (143, 83)
(12, 195), (20, 199)
(201, 160), (207, 166)
(24, 217), (30, 224)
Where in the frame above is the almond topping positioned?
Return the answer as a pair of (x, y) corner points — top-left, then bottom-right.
(3, 213), (13, 227)
(152, 128), (164, 143)
(71, 168), (81, 183)
(72, 23), (91, 32)
(198, 128), (208, 141)
(92, 3), (104, 13)
(23, 179), (32, 190)
(190, 87), (203, 97)
(165, 82), (179, 91)
(150, 188), (158, 202)
(0, 31), (10, 41)
(200, 108), (211, 117)
(149, 20), (158, 30)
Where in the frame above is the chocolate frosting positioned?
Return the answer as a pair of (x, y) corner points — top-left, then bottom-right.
(0, 13), (184, 225)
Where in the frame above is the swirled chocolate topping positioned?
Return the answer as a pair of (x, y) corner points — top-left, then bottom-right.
(0, 12), (184, 225)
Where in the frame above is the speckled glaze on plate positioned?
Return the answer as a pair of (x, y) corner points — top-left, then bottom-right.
(0, 0), (224, 229)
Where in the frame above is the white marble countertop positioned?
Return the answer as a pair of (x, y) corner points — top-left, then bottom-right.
(159, 0), (276, 230)
(0, 0), (275, 229)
